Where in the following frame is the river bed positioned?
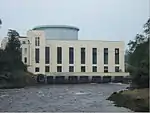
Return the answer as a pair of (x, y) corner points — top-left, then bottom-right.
(0, 83), (131, 112)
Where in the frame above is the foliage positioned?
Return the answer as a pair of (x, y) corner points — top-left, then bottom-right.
(126, 18), (149, 88)
(0, 29), (27, 86)
(0, 19), (2, 25)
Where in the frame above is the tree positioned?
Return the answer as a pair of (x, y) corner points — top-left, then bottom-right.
(0, 19), (2, 25)
(4, 29), (26, 71)
(127, 18), (149, 88)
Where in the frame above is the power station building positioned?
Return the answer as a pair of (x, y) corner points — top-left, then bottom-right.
(1, 25), (129, 79)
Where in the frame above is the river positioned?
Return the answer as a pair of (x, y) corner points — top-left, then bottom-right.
(0, 83), (131, 112)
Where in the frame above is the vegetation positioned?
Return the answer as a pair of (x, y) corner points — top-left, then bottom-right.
(107, 88), (149, 112)
(126, 18), (149, 88)
(0, 29), (35, 88)
(108, 18), (149, 112)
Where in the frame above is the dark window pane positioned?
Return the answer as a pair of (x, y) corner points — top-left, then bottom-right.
(57, 66), (62, 72)
(35, 37), (37, 46)
(45, 47), (50, 64)
(104, 66), (108, 73)
(115, 66), (119, 72)
(24, 57), (27, 63)
(81, 48), (85, 64)
(92, 48), (97, 64)
(115, 48), (119, 64)
(69, 66), (74, 72)
(45, 66), (50, 72)
(35, 48), (39, 63)
(104, 48), (108, 64)
(35, 67), (39, 72)
(38, 37), (40, 46)
(81, 66), (86, 72)
(57, 47), (62, 64)
(92, 66), (97, 72)
(69, 47), (74, 64)
(22, 41), (26, 44)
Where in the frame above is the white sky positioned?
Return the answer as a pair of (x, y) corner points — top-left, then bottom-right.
(0, 0), (149, 47)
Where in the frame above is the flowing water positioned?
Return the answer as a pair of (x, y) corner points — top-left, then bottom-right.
(0, 83), (131, 112)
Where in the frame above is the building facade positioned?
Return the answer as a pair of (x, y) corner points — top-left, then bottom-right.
(1, 25), (129, 77)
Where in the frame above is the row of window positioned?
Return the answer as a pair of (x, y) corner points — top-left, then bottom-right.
(35, 47), (120, 64)
(35, 66), (120, 73)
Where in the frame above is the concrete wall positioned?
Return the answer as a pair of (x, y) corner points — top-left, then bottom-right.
(45, 40), (125, 73)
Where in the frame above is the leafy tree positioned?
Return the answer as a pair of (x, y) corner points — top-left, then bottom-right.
(0, 19), (2, 25)
(127, 18), (149, 88)
(5, 29), (26, 71)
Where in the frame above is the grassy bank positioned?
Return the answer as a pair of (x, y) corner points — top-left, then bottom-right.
(0, 71), (37, 89)
(107, 88), (149, 112)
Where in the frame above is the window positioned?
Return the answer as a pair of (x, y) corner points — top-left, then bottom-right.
(104, 48), (108, 64)
(92, 66), (97, 72)
(104, 66), (108, 73)
(24, 48), (27, 54)
(45, 66), (50, 72)
(35, 48), (40, 63)
(69, 47), (74, 64)
(35, 37), (40, 46)
(81, 66), (86, 72)
(57, 47), (62, 64)
(69, 66), (74, 72)
(20, 48), (22, 54)
(92, 48), (97, 64)
(35, 67), (39, 72)
(57, 66), (62, 72)
(22, 41), (26, 44)
(24, 57), (27, 63)
(115, 48), (119, 64)
(81, 48), (85, 64)
(115, 66), (119, 72)
(45, 47), (50, 64)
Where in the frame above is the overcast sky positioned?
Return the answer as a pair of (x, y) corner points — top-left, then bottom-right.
(0, 0), (149, 46)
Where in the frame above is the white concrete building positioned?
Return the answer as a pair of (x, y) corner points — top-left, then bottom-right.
(1, 25), (129, 78)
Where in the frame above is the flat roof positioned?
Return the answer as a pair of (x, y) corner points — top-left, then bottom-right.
(32, 25), (79, 31)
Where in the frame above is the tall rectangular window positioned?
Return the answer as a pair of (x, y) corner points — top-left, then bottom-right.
(81, 48), (85, 64)
(115, 48), (119, 64)
(92, 66), (97, 72)
(24, 57), (27, 63)
(104, 48), (108, 64)
(35, 37), (40, 46)
(69, 47), (74, 64)
(45, 66), (50, 72)
(115, 66), (119, 72)
(57, 47), (62, 64)
(104, 66), (108, 73)
(57, 66), (62, 72)
(35, 48), (39, 63)
(92, 48), (97, 64)
(45, 47), (50, 64)
(81, 66), (86, 72)
(69, 66), (74, 72)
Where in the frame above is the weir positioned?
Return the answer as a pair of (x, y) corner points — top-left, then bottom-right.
(37, 72), (130, 84)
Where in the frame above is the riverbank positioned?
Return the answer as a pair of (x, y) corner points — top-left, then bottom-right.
(0, 71), (37, 89)
(107, 88), (149, 112)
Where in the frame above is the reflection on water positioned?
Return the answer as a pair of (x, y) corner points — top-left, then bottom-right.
(0, 83), (131, 112)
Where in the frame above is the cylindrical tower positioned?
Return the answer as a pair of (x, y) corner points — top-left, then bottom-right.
(32, 25), (79, 40)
